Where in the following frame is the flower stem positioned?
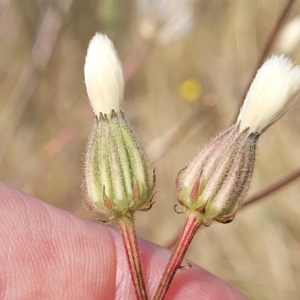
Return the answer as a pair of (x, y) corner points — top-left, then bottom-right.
(117, 215), (148, 300)
(153, 212), (202, 300)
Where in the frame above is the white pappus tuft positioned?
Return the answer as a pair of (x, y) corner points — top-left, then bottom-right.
(238, 55), (300, 133)
(84, 33), (124, 116)
(276, 16), (300, 55)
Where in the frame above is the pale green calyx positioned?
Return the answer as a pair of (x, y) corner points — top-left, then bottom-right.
(83, 111), (155, 218)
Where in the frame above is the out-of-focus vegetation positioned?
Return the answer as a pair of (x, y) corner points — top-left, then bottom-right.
(1, 0), (300, 299)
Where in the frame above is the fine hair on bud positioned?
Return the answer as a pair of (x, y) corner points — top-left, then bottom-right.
(82, 111), (155, 218)
(176, 125), (260, 225)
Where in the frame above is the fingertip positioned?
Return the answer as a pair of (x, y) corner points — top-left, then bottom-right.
(0, 183), (247, 299)
(0, 183), (117, 299)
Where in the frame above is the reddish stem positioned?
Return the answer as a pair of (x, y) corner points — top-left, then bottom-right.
(153, 212), (201, 300)
(117, 215), (148, 300)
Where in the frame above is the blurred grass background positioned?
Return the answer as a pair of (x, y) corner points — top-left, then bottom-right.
(1, 0), (300, 299)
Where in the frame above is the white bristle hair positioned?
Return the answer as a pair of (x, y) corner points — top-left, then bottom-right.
(238, 55), (300, 133)
(84, 33), (124, 116)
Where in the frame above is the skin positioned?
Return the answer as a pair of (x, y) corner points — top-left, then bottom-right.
(0, 183), (247, 299)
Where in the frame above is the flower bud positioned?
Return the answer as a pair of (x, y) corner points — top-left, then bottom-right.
(177, 126), (258, 225)
(83, 111), (154, 218)
(82, 33), (154, 218)
(177, 55), (300, 225)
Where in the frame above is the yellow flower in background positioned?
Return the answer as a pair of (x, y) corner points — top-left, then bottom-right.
(178, 78), (202, 102)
